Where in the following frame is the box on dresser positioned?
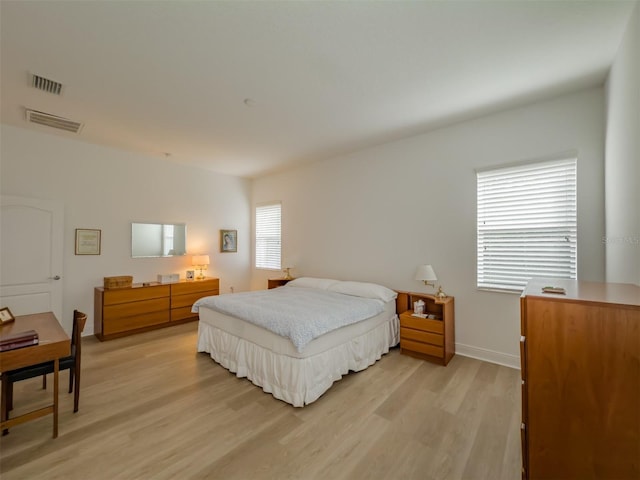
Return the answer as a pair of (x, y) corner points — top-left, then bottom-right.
(103, 275), (133, 289)
(94, 278), (219, 341)
(520, 278), (640, 480)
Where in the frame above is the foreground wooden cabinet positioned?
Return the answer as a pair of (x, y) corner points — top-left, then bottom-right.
(520, 278), (639, 480)
(95, 278), (219, 340)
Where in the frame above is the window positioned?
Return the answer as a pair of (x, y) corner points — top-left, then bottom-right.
(477, 157), (577, 292)
(255, 203), (281, 270)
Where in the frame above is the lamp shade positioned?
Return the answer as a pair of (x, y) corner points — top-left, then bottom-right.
(192, 254), (210, 266)
(415, 264), (437, 282)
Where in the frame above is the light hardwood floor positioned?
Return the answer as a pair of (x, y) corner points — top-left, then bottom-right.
(0, 322), (521, 479)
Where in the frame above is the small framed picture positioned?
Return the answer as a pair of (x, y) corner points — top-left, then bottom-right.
(75, 228), (101, 255)
(220, 229), (237, 253)
(0, 307), (15, 324)
(186, 270), (194, 280)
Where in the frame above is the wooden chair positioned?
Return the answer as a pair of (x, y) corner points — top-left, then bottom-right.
(2, 310), (87, 419)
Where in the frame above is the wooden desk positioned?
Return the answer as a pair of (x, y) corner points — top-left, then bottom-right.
(0, 312), (70, 438)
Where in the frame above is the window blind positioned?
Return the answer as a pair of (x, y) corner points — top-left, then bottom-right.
(255, 203), (281, 270)
(477, 157), (577, 292)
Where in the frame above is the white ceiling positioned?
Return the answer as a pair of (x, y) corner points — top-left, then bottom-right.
(0, 1), (635, 178)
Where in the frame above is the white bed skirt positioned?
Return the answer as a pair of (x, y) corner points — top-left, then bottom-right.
(197, 315), (399, 407)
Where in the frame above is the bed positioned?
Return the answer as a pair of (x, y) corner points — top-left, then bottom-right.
(193, 277), (399, 407)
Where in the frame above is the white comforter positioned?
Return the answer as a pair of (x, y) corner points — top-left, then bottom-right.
(192, 286), (384, 352)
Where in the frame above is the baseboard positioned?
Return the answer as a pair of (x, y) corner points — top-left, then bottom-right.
(456, 342), (520, 369)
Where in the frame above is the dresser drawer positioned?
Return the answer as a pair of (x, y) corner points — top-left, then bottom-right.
(400, 327), (443, 346)
(104, 297), (170, 319)
(171, 306), (198, 322)
(521, 379), (528, 425)
(95, 278), (220, 341)
(103, 285), (170, 305)
(103, 311), (169, 335)
(171, 290), (218, 309)
(171, 279), (219, 296)
(519, 335), (526, 378)
(401, 339), (444, 358)
(399, 314), (444, 334)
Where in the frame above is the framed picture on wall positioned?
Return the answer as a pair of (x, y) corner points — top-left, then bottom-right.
(75, 228), (101, 255)
(220, 229), (237, 253)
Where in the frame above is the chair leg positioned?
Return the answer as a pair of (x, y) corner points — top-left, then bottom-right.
(42, 374), (47, 390)
(1, 375), (10, 435)
(68, 367), (74, 394)
(73, 368), (81, 413)
(6, 379), (13, 412)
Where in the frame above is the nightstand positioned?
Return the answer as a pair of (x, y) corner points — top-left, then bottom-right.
(267, 278), (294, 289)
(396, 291), (455, 365)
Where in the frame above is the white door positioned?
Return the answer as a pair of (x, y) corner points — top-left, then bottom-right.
(0, 195), (64, 320)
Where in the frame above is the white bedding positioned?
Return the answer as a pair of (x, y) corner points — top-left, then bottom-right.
(196, 281), (399, 407)
(193, 286), (384, 351)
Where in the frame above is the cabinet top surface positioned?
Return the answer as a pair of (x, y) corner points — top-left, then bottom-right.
(522, 277), (640, 307)
(396, 290), (454, 304)
(96, 277), (218, 291)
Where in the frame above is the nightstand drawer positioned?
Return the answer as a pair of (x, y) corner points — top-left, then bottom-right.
(399, 314), (444, 334)
(402, 339), (443, 358)
(400, 327), (443, 346)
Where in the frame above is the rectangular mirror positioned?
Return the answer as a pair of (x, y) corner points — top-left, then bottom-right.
(131, 222), (187, 258)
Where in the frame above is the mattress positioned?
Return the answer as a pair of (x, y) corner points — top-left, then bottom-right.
(197, 300), (399, 406)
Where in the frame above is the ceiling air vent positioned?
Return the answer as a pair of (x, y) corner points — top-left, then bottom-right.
(25, 109), (83, 133)
(31, 74), (63, 95)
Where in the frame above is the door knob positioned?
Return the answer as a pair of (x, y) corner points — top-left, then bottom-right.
(49, 275), (61, 280)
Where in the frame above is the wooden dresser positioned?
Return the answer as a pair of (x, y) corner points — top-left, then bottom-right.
(520, 278), (639, 480)
(396, 291), (455, 365)
(94, 278), (219, 341)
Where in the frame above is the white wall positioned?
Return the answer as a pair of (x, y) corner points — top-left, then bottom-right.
(0, 125), (252, 334)
(605, 1), (640, 286)
(252, 88), (606, 368)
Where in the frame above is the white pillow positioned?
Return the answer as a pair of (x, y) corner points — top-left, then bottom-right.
(285, 277), (339, 290)
(327, 281), (397, 302)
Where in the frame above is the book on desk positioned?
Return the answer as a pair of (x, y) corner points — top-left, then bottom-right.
(0, 329), (39, 351)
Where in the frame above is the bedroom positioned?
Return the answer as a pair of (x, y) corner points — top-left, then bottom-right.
(1, 1), (638, 479)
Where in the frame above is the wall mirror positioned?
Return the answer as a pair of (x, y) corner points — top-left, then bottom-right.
(131, 222), (187, 258)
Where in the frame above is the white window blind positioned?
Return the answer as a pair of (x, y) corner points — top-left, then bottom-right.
(477, 157), (577, 292)
(255, 203), (281, 270)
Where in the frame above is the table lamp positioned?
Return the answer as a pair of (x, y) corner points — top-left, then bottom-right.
(192, 255), (210, 280)
(415, 264), (437, 289)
